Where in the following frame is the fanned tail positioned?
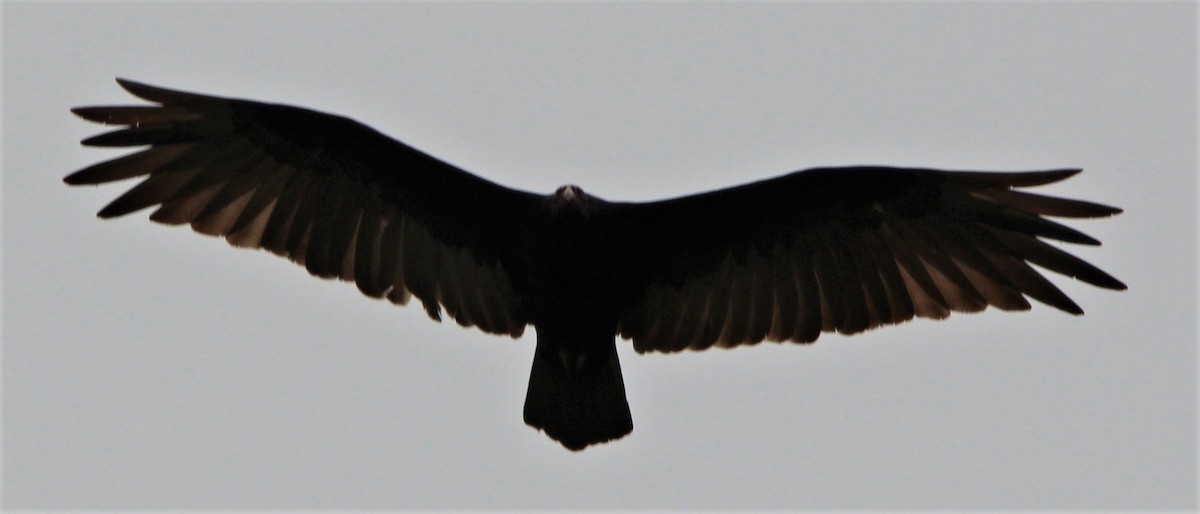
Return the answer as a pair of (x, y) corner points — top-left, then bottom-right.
(523, 344), (633, 451)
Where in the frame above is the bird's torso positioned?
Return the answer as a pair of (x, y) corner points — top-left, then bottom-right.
(524, 186), (624, 343)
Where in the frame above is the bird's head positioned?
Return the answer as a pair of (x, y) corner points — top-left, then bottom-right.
(548, 184), (602, 216)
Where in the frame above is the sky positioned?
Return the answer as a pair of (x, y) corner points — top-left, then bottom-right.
(3, 2), (1195, 510)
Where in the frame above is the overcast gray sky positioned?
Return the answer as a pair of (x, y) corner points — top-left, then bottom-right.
(3, 2), (1195, 509)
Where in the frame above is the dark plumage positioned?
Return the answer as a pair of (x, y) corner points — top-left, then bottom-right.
(67, 79), (1126, 451)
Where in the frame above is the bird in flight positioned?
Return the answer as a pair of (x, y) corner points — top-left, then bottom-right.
(67, 79), (1126, 451)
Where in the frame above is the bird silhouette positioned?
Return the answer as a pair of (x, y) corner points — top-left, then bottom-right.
(67, 79), (1126, 450)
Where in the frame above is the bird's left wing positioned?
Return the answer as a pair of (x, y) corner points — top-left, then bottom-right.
(605, 166), (1126, 353)
(67, 79), (539, 337)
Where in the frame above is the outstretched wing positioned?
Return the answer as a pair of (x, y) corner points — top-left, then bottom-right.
(67, 79), (538, 337)
(609, 166), (1126, 353)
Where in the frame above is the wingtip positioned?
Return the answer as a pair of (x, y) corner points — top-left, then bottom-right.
(1017, 168), (1083, 187)
(115, 78), (164, 101)
(113, 78), (194, 104)
(71, 106), (118, 123)
(96, 201), (135, 219)
(115, 77), (144, 92)
(1095, 272), (1128, 291)
(63, 170), (89, 185)
(69, 79), (167, 119)
(951, 168), (1084, 188)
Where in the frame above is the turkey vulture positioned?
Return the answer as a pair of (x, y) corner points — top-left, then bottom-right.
(66, 79), (1126, 451)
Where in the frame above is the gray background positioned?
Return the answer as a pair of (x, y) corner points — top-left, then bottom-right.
(3, 2), (1195, 509)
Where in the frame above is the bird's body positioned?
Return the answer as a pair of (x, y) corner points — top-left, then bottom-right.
(67, 79), (1125, 450)
(524, 187), (634, 448)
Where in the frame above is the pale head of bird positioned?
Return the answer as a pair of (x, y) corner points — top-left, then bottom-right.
(549, 184), (602, 216)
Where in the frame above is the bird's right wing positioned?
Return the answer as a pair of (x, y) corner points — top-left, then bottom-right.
(67, 79), (538, 337)
(605, 166), (1126, 353)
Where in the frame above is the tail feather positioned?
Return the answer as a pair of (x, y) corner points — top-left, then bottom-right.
(523, 350), (633, 451)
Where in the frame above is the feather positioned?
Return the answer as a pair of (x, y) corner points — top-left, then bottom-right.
(64, 144), (192, 185)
